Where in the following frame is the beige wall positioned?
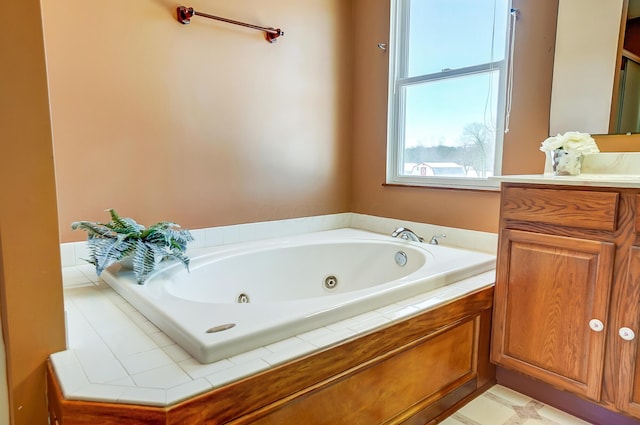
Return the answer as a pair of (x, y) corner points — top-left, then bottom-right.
(0, 0), (66, 424)
(42, 0), (353, 243)
(350, 0), (560, 234)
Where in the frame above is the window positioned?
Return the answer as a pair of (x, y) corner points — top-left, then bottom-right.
(387, 0), (512, 189)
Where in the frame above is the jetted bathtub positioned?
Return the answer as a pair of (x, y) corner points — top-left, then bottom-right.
(102, 228), (495, 364)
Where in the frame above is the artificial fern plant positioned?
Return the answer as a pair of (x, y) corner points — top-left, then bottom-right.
(71, 209), (194, 284)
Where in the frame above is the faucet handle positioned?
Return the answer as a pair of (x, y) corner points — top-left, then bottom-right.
(429, 234), (446, 245)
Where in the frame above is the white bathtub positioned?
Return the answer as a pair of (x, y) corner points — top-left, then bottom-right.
(102, 228), (495, 364)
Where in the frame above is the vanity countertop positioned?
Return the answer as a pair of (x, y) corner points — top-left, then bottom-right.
(493, 174), (640, 188)
(499, 152), (640, 188)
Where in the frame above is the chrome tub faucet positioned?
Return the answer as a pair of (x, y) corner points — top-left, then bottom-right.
(391, 227), (424, 242)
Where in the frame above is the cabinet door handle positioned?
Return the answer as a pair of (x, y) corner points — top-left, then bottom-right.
(619, 327), (636, 341)
(589, 319), (604, 332)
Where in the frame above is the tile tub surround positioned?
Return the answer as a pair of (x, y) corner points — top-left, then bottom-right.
(59, 212), (499, 274)
(52, 214), (498, 406)
(52, 268), (495, 407)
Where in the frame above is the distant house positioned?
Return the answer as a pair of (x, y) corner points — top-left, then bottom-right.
(405, 162), (466, 177)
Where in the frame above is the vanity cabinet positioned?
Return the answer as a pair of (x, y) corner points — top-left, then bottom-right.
(492, 183), (640, 418)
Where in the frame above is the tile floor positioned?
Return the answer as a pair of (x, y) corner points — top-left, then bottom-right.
(445, 385), (592, 425)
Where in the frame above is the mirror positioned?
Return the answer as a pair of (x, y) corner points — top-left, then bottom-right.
(614, 0), (640, 133)
(549, 0), (640, 135)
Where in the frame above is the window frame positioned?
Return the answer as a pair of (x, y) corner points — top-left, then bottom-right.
(386, 0), (510, 190)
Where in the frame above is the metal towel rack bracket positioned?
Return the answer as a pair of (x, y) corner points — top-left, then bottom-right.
(177, 6), (284, 43)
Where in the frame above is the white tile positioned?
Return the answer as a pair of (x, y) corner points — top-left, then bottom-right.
(63, 300), (102, 351)
(73, 347), (129, 384)
(252, 221), (277, 240)
(115, 300), (137, 313)
(205, 359), (270, 388)
(351, 311), (384, 323)
(373, 303), (403, 315)
(136, 319), (161, 335)
(97, 326), (158, 358)
(106, 376), (136, 387)
(323, 213), (350, 230)
(412, 297), (444, 310)
(178, 358), (234, 380)
(439, 416), (466, 425)
(77, 264), (102, 283)
(188, 229), (206, 249)
(488, 384), (532, 407)
(50, 350), (80, 369)
(440, 286), (475, 299)
(538, 405), (592, 424)
(73, 242), (90, 265)
(62, 268), (93, 287)
(131, 363), (192, 389)
(286, 217), (307, 234)
(228, 347), (272, 365)
(60, 244), (76, 267)
(69, 384), (130, 404)
(265, 220), (295, 238)
(451, 277), (493, 292)
(296, 327), (333, 344)
(262, 341), (317, 366)
(381, 305), (419, 321)
(203, 227), (226, 247)
(66, 289), (126, 383)
(118, 387), (167, 406)
(50, 359), (90, 396)
(347, 314), (390, 333)
(325, 317), (359, 331)
(308, 328), (357, 348)
(101, 289), (127, 305)
(92, 278), (107, 288)
(457, 394), (516, 425)
(233, 223), (256, 243)
(264, 337), (308, 353)
(149, 331), (175, 348)
(121, 349), (173, 375)
(70, 290), (158, 357)
(521, 419), (548, 425)
(396, 293), (435, 307)
(163, 344), (192, 362)
(166, 379), (212, 405)
(123, 309), (151, 325)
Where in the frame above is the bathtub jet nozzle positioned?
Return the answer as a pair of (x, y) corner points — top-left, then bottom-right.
(324, 275), (338, 290)
(236, 293), (250, 303)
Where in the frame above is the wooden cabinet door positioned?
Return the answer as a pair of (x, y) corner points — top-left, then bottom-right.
(617, 246), (640, 417)
(492, 229), (615, 401)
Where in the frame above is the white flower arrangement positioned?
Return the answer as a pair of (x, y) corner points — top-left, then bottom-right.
(540, 131), (600, 156)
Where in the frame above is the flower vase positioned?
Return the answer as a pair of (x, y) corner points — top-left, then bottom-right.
(551, 149), (584, 176)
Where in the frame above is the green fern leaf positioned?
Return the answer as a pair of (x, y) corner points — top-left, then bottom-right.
(71, 221), (116, 239)
(72, 209), (193, 284)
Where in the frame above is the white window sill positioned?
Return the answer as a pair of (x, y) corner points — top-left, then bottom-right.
(384, 177), (501, 191)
